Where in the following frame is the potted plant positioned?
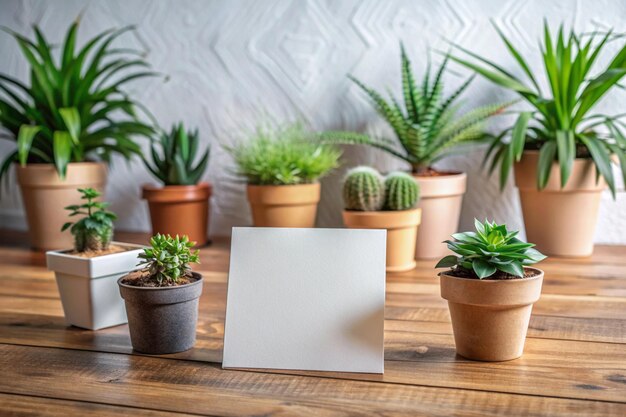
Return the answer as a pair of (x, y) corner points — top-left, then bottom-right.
(46, 188), (144, 330)
(226, 122), (341, 227)
(118, 234), (203, 354)
(342, 167), (421, 272)
(0, 21), (155, 251)
(450, 22), (626, 256)
(320, 44), (507, 259)
(435, 219), (546, 361)
(142, 122), (211, 246)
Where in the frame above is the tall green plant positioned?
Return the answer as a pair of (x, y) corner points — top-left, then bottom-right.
(449, 21), (626, 195)
(144, 123), (209, 185)
(320, 43), (508, 173)
(62, 187), (116, 252)
(0, 19), (156, 181)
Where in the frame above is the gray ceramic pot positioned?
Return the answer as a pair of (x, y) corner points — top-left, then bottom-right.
(118, 272), (203, 354)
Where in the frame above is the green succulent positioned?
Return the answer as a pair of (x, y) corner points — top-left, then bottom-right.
(61, 188), (116, 252)
(435, 219), (547, 279)
(0, 20), (156, 182)
(137, 234), (200, 286)
(343, 166), (385, 211)
(320, 43), (509, 173)
(143, 123), (209, 185)
(225, 122), (341, 185)
(383, 172), (420, 211)
(450, 21), (626, 196)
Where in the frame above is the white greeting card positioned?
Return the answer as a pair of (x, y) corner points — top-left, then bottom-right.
(223, 227), (386, 374)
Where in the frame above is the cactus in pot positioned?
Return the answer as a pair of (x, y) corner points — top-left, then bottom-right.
(342, 167), (422, 272)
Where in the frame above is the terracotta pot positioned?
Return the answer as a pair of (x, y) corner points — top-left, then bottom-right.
(412, 172), (466, 259)
(118, 272), (203, 354)
(343, 208), (421, 272)
(16, 162), (107, 251)
(514, 151), (605, 257)
(440, 268), (544, 361)
(247, 183), (320, 227)
(142, 182), (211, 246)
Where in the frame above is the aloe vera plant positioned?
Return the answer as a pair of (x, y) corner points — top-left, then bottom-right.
(144, 123), (209, 185)
(450, 21), (626, 195)
(0, 20), (155, 181)
(320, 44), (508, 174)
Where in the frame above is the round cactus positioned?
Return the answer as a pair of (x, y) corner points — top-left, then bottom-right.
(383, 172), (420, 211)
(343, 166), (385, 211)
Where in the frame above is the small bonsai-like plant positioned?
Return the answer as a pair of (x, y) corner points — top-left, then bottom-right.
(143, 122), (210, 186)
(435, 219), (546, 279)
(136, 234), (200, 286)
(320, 43), (508, 174)
(226, 122), (341, 185)
(343, 166), (420, 211)
(0, 20), (155, 181)
(62, 188), (116, 252)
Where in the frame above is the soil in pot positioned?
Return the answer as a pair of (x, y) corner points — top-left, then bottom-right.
(439, 267), (544, 361)
(66, 244), (128, 258)
(412, 171), (466, 259)
(118, 271), (203, 354)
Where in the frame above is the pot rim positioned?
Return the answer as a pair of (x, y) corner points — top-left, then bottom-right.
(439, 266), (544, 282)
(246, 182), (320, 188)
(117, 271), (203, 291)
(141, 181), (212, 192)
(15, 161), (106, 170)
(412, 170), (465, 178)
(47, 242), (146, 260)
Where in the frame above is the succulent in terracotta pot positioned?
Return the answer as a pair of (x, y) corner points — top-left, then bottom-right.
(118, 234), (203, 354)
(225, 122), (341, 228)
(46, 188), (144, 330)
(342, 167), (421, 272)
(436, 219), (547, 361)
(142, 123), (211, 246)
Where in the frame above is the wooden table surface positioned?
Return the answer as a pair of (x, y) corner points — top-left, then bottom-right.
(1, 230), (626, 416)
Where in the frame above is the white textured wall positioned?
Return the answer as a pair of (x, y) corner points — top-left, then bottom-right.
(0, 0), (625, 242)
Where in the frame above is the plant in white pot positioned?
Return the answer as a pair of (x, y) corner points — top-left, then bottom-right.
(342, 167), (422, 272)
(320, 43), (509, 259)
(436, 219), (547, 361)
(118, 234), (203, 354)
(46, 188), (144, 330)
(226, 122), (341, 227)
(450, 22), (626, 257)
(0, 20), (155, 250)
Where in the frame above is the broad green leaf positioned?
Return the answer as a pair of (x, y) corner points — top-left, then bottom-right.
(472, 259), (497, 279)
(435, 255), (458, 268)
(555, 130), (575, 187)
(537, 141), (557, 189)
(59, 107), (81, 144)
(17, 125), (41, 165)
(53, 131), (72, 179)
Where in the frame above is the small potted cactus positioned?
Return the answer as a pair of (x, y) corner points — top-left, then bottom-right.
(142, 123), (211, 246)
(46, 188), (145, 330)
(118, 234), (203, 354)
(342, 167), (421, 272)
(435, 220), (547, 361)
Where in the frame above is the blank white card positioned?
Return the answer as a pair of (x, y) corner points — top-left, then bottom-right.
(223, 227), (386, 374)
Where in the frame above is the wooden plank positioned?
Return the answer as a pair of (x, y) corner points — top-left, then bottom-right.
(1, 344), (624, 417)
(0, 393), (194, 417)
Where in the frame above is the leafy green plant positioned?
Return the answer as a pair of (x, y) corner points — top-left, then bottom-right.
(320, 43), (508, 174)
(0, 19), (156, 182)
(144, 122), (209, 185)
(343, 166), (385, 211)
(226, 122), (341, 185)
(137, 234), (200, 286)
(383, 172), (420, 211)
(435, 219), (546, 279)
(449, 21), (626, 195)
(62, 188), (116, 252)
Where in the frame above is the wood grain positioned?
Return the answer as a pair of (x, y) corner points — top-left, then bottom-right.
(0, 231), (625, 416)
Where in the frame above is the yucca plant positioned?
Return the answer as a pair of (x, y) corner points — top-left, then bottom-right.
(320, 43), (509, 174)
(436, 219), (546, 279)
(144, 123), (209, 185)
(450, 21), (626, 195)
(0, 19), (156, 181)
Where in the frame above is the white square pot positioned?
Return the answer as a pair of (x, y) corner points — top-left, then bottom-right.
(46, 242), (145, 330)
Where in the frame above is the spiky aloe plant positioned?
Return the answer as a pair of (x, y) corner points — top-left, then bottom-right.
(450, 21), (626, 195)
(61, 188), (116, 252)
(143, 123), (210, 185)
(320, 43), (509, 174)
(0, 20), (155, 182)
(383, 172), (420, 211)
(343, 166), (385, 211)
